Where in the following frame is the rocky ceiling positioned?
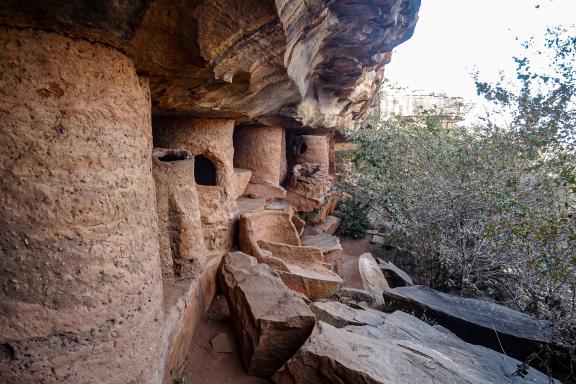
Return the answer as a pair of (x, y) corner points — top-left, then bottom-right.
(0, 0), (420, 129)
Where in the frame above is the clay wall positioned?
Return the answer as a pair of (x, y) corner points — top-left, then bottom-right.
(233, 125), (285, 186)
(153, 117), (237, 255)
(292, 135), (330, 171)
(0, 27), (163, 383)
(152, 148), (207, 278)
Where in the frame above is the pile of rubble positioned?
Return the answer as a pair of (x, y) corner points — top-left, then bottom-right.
(217, 250), (556, 383)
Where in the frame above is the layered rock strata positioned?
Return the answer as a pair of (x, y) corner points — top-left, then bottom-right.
(0, 27), (163, 383)
(218, 252), (315, 377)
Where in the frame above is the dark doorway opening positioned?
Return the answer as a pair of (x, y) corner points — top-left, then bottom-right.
(195, 154), (217, 186)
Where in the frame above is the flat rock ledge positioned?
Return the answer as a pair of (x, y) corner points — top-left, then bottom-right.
(218, 251), (316, 377)
(309, 300), (387, 328)
(272, 311), (556, 384)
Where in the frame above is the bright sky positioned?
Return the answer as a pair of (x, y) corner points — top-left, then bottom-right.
(385, 0), (576, 102)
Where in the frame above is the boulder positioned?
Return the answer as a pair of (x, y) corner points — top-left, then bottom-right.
(236, 196), (267, 215)
(343, 253), (389, 303)
(301, 234), (344, 276)
(245, 182), (287, 202)
(383, 285), (554, 364)
(272, 312), (555, 384)
(218, 252), (316, 377)
(305, 215), (341, 236)
(240, 210), (343, 300)
(377, 258), (414, 287)
(309, 301), (386, 328)
(338, 287), (377, 306)
(308, 192), (341, 225)
(258, 241), (343, 300)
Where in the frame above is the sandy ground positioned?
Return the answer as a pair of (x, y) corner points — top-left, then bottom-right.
(179, 295), (270, 384)
(339, 234), (378, 261)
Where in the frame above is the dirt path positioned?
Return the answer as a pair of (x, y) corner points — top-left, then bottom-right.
(179, 295), (270, 384)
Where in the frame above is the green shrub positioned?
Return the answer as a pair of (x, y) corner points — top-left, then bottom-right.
(335, 199), (369, 239)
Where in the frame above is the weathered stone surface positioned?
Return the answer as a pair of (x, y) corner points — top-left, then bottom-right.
(234, 125), (285, 186)
(305, 215), (341, 236)
(338, 287), (378, 306)
(383, 285), (554, 364)
(309, 301), (386, 328)
(153, 148), (207, 278)
(285, 163), (331, 212)
(0, 27), (163, 383)
(159, 256), (222, 383)
(258, 241), (343, 300)
(245, 182), (288, 202)
(343, 253), (390, 302)
(0, 1), (421, 129)
(291, 214), (306, 237)
(273, 312), (555, 384)
(301, 234), (344, 276)
(377, 258), (414, 287)
(237, 196), (267, 215)
(154, 117), (237, 255)
(292, 135), (330, 170)
(307, 192), (341, 225)
(239, 210), (343, 299)
(218, 252), (315, 377)
(233, 168), (253, 199)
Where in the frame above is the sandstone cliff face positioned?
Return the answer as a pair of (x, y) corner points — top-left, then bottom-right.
(0, 0), (420, 129)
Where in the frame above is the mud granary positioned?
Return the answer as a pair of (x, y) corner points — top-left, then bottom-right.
(0, 1), (420, 383)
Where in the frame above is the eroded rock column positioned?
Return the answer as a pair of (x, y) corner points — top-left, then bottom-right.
(0, 27), (163, 383)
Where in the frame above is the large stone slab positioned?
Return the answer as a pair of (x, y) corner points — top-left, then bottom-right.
(343, 253), (389, 302)
(272, 311), (555, 384)
(383, 285), (554, 364)
(258, 241), (343, 300)
(306, 215), (341, 236)
(301, 234), (344, 276)
(377, 258), (414, 287)
(218, 252), (316, 377)
(309, 301), (386, 328)
(240, 210), (342, 300)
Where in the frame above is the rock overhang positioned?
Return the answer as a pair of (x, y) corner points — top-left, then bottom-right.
(0, 0), (420, 129)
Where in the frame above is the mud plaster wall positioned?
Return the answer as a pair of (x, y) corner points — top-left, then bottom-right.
(152, 149), (207, 279)
(233, 125), (285, 186)
(293, 135), (330, 171)
(0, 27), (163, 383)
(153, 117), (237, 255)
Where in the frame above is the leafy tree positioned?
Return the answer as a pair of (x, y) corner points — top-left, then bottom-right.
(339, 27), (576, 358)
